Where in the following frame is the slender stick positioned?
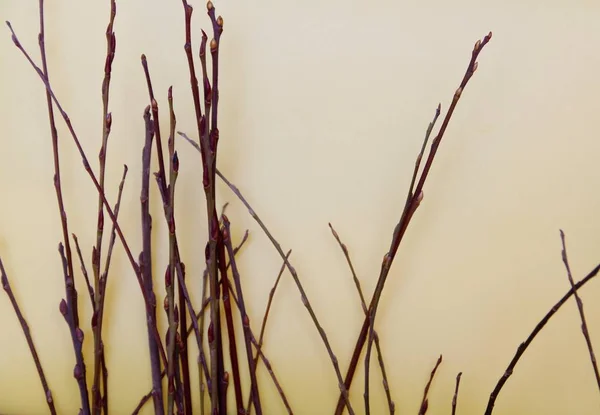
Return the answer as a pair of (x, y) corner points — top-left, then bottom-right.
(248, 335), (294, 415)
(91, 0), (116, 411)
(418, 355), (443, 415)
(180, 130), (357, 413)
(74, 164), (128, 415)
(96, 164), (128, 415)
(338, 33), (492, 415)
(139, 56), (178, 414)
(58, 244), (89, 415)
(223, 216), (263, 415)
(71, 234), (94, 306)
(0, 258), (57, 415)
(485, 262), (600, 414)
(141, 106), (165, 415)
(559, 230), (600, 392)
(168, 86), (193, 415)
(451, 372), (462, 415)
(217, 222), (245, 413)
(142, 56), (198, 413)
(179, 2), (226, 411)
(179, 130), (356, 413)
(34, 1), (90, 412)
(7, 16), (169, 373)
(328, 223), (395, 414)
(219, 164), (356, 414)
(246, 249), (291, 414)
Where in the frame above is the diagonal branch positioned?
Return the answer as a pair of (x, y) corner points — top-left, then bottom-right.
(559, 230), (600, 392)
(1, 257), (57, 415)
(485, 262), (600, 414)
(418, 355), (443, 415)
(328, 223), (394, 414)
(340, 32), (492, 414)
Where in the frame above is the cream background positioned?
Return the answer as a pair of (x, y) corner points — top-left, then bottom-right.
(1, 0), (600, 414)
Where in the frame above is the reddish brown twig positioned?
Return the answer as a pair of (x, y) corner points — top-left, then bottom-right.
(485, 262), (600, 414)
(168, 88), (193, 415)
(223, 216), (263, 415)
(71, 234), (94, 306)
(91, 0), (116, 411)
(135, 232), (249, 415)
(1, 257), (57, 415)
(559, 230), (600, 392)
(95, 164), (128, 415)
(179, 130), (356, 413)
(246, 249), (291, 414)
(217, 222), (245, 413)
(75, 164), (128, 415)
(141, 106), (165, 414)
(338, 32), (492, 414)
(33, 1), (91, 412)
(179, 1), (226, 411)
(215, 166), (355, 414)
(451, 372), (462, 415)
(328, 223), (394, 414)
(7, 15), (169, 378)
(418, 355), (443, 415)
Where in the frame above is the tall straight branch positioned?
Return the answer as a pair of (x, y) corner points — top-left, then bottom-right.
(223, 216), (263, 415)
(92, 1), (116, 412)
(7, 17), (170, 374)
(336, 32), (492, 414)
(141, 57), (201, 413)
(217, 224), (245, 413)
(168, 88), (193, 415)
(141, 107), (165, 415)
(559, 230), (600, 392)
(179, 1), (226, 412)
(36, 1), (90, 413)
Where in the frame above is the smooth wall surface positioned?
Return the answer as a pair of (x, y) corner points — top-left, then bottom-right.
(1, 0), (600, 414)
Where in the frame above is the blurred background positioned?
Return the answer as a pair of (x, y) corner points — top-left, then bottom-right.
(1, 0), (600, 413)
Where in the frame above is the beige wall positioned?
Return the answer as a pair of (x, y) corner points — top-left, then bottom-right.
(1, 0), (600, 414)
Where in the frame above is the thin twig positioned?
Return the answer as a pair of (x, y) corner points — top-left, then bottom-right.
(418, 355), (443, 415)
(141, 106), (165, 415)
(142, 57), (200, 413)
(140, 57), (178, 415)
(35, 1), (90, 412)
(91, 0), (116, 411)
(451, 372), (462, 415)
(559, 230), (600, 392)
(58, 243), (89, 414)
(246, 249), (291, 414)
(485, 262), (600, 414)
(249, 331), (294, 414)
(0, 257), (57, 415)
(223, 216), (263, 415)
(175, 139), (356, 414)
(179, 2), (226, 411)
(71, 234), (94, 305)
(328, 223), (395, 414)
(7, 15), (169, 375)
(167, 85), (193, 415)
(339, 32), (492, 415)
(96, 164), (128, 415)
(217, 221), (245, 413)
